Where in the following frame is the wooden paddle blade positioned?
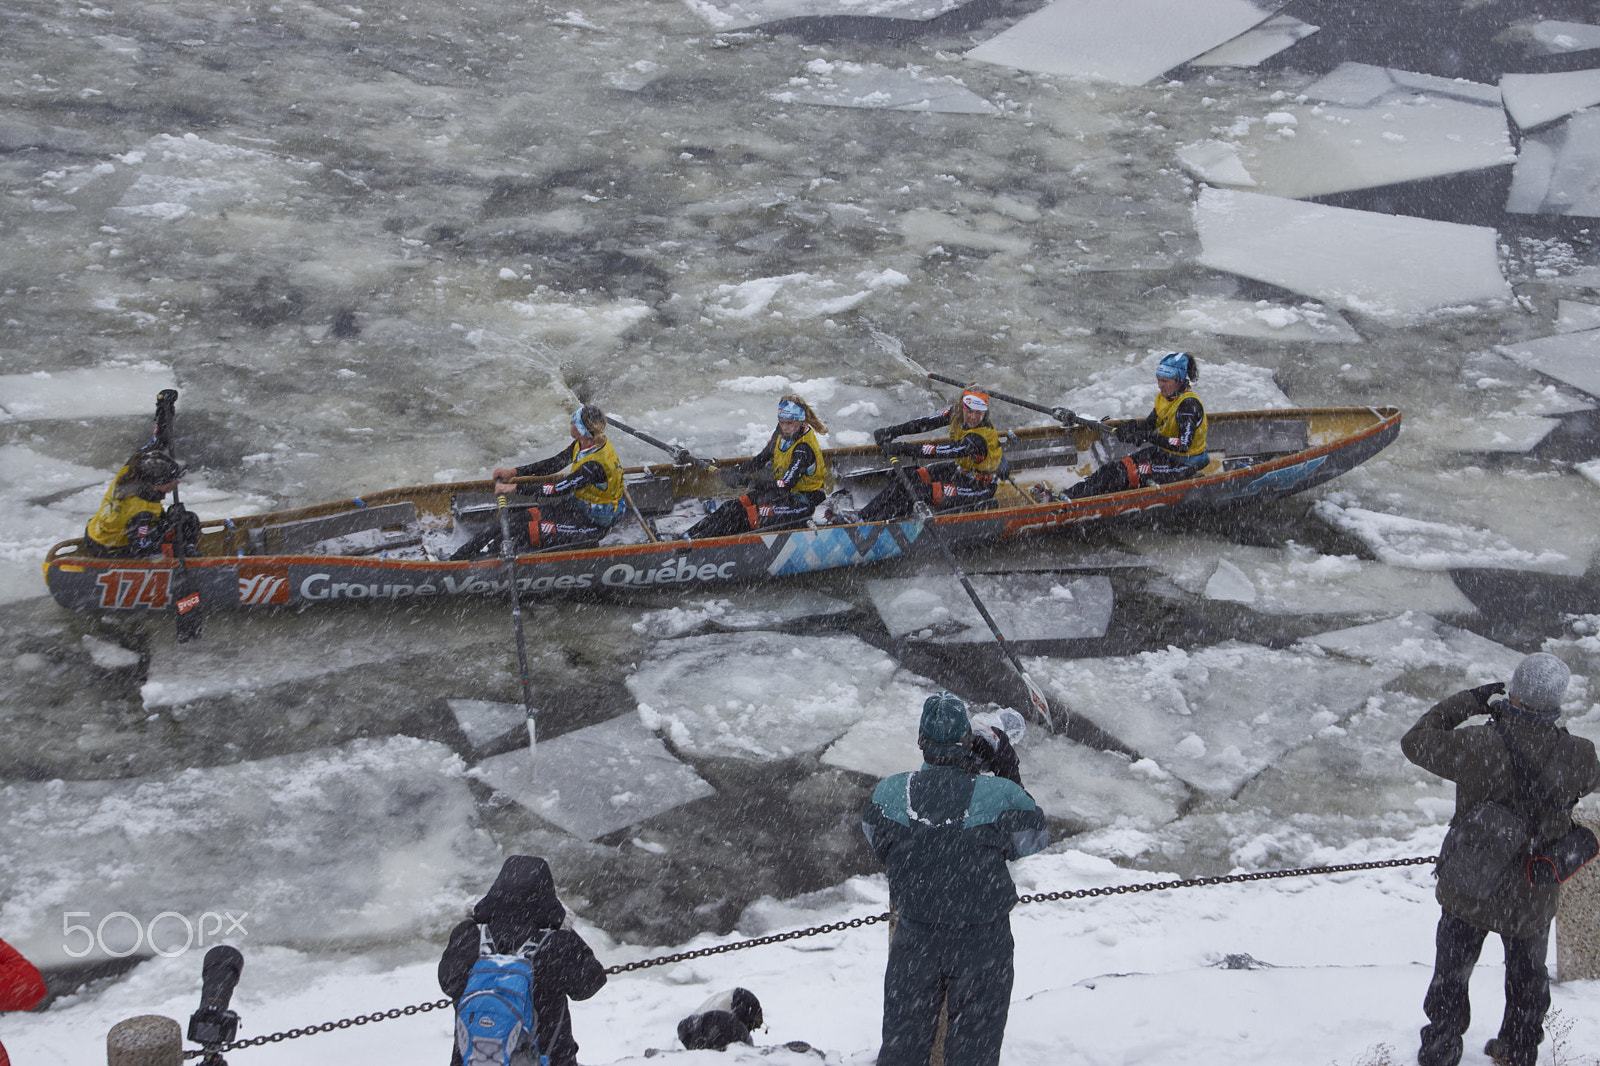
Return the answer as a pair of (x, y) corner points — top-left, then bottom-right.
(172, 567), (203, 643)
(1022, 672), (1055, 733)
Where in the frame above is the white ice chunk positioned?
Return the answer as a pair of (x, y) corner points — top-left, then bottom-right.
(625, 631), (932, 761)
(1501, 69), (1600, 130)
(1305, 613), (1524, 679)
(1187, 544), (1478, 615)
(1506, 111), (1600, 217)
(1194, 188), (1511, 320)
(0, 364), (177, 422)
(1305, 62), (1504, 108)
(866, 572), (1114, 642)
(1176, 140), (1257, 186)
(1185, 94), (1511, 200)
(1505, 20), (1600, 56)
(1189, 13), (1317, 67)
(687, 0), (965, 30)
(1581, 459), (1600, 491)
(966, 0), (1289, 87)
(1557, 300), (1600, 333)
(1164, 297), (1362, 343)
(633, 591), (856, 639)
(1498, 327), (1600, 400)
(82, 635), (140, 670)
(771, 63), (997, 114)
(1204, 558), (1256, 602)
(447, 699), (532, 751)
(1018, 736), (1189, 831)
(822, 711), (924, 779)
(1312, 500), (1573, 573)
(1023, 642), (1397, 797)
(0, 736), (494, 967)
(472, 715), (715, 841)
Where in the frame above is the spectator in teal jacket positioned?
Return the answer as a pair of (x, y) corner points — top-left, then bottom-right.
(862, 692), (1047, 1066)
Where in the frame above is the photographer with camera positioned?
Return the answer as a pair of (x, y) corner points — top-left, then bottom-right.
(1402, 653), (1600, 1066)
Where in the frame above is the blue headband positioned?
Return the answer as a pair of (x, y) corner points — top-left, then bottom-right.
(777, 400), (806, 422)
(1156, 353), (1190, 381)
(571, 407), (589, 435)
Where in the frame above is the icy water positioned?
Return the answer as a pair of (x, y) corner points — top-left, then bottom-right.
(3, 0), (1600, 1002)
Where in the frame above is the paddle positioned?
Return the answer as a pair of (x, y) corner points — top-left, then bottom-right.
(924, 371), (1114, 434)
(495, 494), (538, 775)
(155, 390), (204, 644)
(605, 415), (713, 468)
(885, 456), (1058, 733)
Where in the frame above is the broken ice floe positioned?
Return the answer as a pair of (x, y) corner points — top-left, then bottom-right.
(1162, 297), (1361, 343)
(472, 715), (715, 841)
(0, 365), (177, 422)
(110, 133), (320, 223)
(705, 269), (909, 322)
(1506, 110), (1600, 218)
(1498, 327), (1600, 400)
(866, 572), (1114, 642)
(1502, 20), (1600, 57)
(1557, 301), (1600, 333)
(1018, 737), (1189, 832)
(1191, 545), (1477, 616)
(771, 61), (996, 115)
(1060, 353), (1292, 421)
(1178, 64), (1512, 200)
(626, 631), (932, 761)
(0, 736), (495, 967)
(1194, 188), (1510, 320)
(1500, 69), (1600, 130)
(1305, 613), (1525, 679)
(967, 0), (1289, 86)
(1022, 642), (1396, 797)
(1188, 13), (1317, 67)
(447, 698), (532, 754)
(685, 0), (965, 31)
(1311, 501), (1574, 574)
(631, 591), (856, 639)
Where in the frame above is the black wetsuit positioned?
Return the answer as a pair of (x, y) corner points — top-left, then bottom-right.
(1066, 394), (1206, 499)
(861, 412), (999, 522)
(685, 431), (825, 539)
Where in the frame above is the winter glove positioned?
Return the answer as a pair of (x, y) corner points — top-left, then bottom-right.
(1469, 681), (1507, 708)
(1114, 421), (1145, 445)
(872, 427), (894, 447)
(719, 467), (750, 489)
(883, 441), (922, 459)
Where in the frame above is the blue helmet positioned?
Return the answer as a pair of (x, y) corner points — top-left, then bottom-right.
(1156, 352), (1193, 382)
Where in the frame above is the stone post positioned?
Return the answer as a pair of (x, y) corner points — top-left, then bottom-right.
(106, 1014), (182, 1066)
(1556, 813), (1600, 983)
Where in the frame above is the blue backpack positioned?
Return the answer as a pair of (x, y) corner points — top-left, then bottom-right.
(455, 926), (553, 1066)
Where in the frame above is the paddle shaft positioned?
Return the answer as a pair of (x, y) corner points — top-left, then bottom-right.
(495, 495), (537, 724)
(925, 372), (1113, 433)
(887, 458), (1056, 732)
(156, 391), (203, 643)
(605, 415), (709, 468)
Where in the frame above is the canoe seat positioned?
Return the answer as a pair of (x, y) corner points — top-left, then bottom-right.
(1200, 453), (1224, 476)
(247, 502), (417, 555)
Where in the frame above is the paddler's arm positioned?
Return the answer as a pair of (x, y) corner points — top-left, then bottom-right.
(516, 459), (608, 499)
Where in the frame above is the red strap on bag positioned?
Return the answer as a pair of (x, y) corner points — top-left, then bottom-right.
(740, 494), (760, 530)
(1121, 456), (1140, 489)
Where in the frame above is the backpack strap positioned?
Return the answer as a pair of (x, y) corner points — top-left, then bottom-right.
(512, 928), (556, 960)
(477, 923), (498, 957)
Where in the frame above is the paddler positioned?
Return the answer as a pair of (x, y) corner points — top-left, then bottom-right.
(860, 385), (1003, 521)
(84, 448), (199, 558)
(683, 394), (830, 539)
(1066, 351), (1208, 499)
(452, 404), (627, 558)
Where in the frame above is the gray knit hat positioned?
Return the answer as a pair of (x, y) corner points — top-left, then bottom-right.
(1508, 653), (1570, 714)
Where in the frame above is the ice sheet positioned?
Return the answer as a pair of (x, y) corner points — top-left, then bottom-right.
(1506, 110), (1600, 217)
(1194, 188), (1511, 319)
(1023, 642), (1398, 797)
(1500, 69), (1600, 130)
(1504, 19), (1600, 56)
(1312, 500), (1578, 574)
(0, 365), (177, 422)
(0, 736), (495, 967)
(686, 0), (965, 30)
(1304, 62), (1503, 107)
(1557, 300), (1600, 333)
(626, 631), (934, 761)
(1305, 613), (1524, 678)
(771, 61), (996, 115)
(446, 698), (531, 752)
(471, 715), (715, 841)
(1163, 296), (1362, 343)
(1498, 327), (1600, 400)
(1178, 85), (1512, 199)
(1017, 736), (1189, 831)
(630, 591), (856, 640)
(865, 572), (1114, 642)
(1188, 14), (1317, 67)
(966, 0), (1288, 86)
(1187, 543), (1478, 615)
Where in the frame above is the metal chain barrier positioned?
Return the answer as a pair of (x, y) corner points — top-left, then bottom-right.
(186, 853), (1435, 1056)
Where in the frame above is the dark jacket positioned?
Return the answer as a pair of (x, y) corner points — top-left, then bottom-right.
(439, 857), (607, 1066)
(1403, 690), (1600, 938)
(862, 763), (1047, 925)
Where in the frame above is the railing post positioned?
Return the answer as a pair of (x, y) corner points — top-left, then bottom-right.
(107, 1015), (182, 1066)
(1556, 813), (1600, 983)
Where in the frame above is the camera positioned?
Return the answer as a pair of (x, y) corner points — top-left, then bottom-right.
(187, 945), (244, 1049)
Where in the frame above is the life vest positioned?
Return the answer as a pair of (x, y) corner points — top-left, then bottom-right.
(1151, 388), (1208, 460)
(946, 412), (1002, 477)
(771, 426), (828, 494)
(85, 465), (164, 549)
(569, 439), (624, 507)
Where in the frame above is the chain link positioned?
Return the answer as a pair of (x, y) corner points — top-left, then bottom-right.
(187, 854), (1435, 1055)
